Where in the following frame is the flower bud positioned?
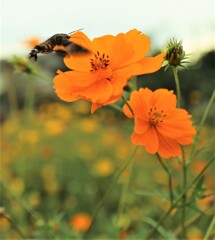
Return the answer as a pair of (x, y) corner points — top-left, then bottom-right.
(164, 38), (188, 68)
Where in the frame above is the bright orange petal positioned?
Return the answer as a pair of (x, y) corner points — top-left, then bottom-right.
(91, 103), (103, 113)
(110, 33), (134, 68)
(125, 88), (153, 119)
(53, 73), (82, 102)
(92, 35), (115, 55)
(64, 54), (93, 72)
(176, 127), (196, 144)
(69, 31), (93, 52)
(111, 64), (139, 96)
(131, 132), (146, 145)
(122, 29), (150, 66)
(157, 134), (181, 158)
(144, 127), (159, 154)
(134, 118), (149, 134)
(157, 123), (189, 138)
(133, 53), (165, 75)
(79, 79), (113, 103)
(55, 70), (96, 87)
(152, 89), (176, 111)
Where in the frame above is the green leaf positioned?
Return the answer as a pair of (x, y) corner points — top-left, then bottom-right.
(143, 217), (178, 240)
(134, 190), (160, 198)
(190, 175), (206, 200)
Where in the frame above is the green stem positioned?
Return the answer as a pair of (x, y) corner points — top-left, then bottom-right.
(4, 215), (26, 239)
(189, 89), (215, 159)
(198, 89), (215, 132)
(122, 95), (134, 116)
(172, 67), (182, 108)
(24, 76), (35, 121)
(117, 160), (134, 224)
(174, 205), (212, 236)
(84, 146), (139, 237)
(204, 215), (215, 240)
(0, 179), (41, 222)
(110, 103), (123, 113)
(32, 72), (52, 82)
(172, 66), (187, 236)
(156, 153), (174, 205)
(145, 154), (215, 239)
(181, 146), (187, 237)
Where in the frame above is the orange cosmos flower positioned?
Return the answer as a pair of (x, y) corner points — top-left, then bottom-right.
(53, 29), (165, 113)
(24, 37), (41, 48)
(123, 88), (196, 158)
(70, 213), (92, 232)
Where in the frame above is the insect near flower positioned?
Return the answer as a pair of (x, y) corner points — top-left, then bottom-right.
(28, 30), (89, 61)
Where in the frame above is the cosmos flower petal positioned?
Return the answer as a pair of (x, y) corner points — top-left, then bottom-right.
(69, 31), (93, 52)
(53, 73), (82, 102)
(152, 88), (176, 111)
(122, 29), (151, 65)
(92, 35), (116, 55)
(111, 64), (139, 96)
(132, 53), (165, 75)
(64, 54), (93, 72)
(131, 132), (146, 145)
(54, 70), (96, 87)
(176, 128), (196, 145)
(80, 79), (113, 103)
(134, 118), (149, 134)
(110, 33), (134, 68)
(123, 101), (134, 118)
(157, 124), (189, 138)
(157, 134), (182, 158)
(91, 103), (103, 113)
(144, 127), (159, 154)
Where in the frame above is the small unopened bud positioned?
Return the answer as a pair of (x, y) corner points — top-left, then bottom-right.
(164, 38), (189, 69)
(9, 56), (38, 74)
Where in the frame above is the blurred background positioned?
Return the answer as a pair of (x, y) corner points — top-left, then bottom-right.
(0, 0), (215, 239)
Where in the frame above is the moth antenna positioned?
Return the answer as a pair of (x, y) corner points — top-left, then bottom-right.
(68, 28), (84, 35)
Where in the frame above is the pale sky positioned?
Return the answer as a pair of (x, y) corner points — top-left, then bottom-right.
(1, 0), (215, 58)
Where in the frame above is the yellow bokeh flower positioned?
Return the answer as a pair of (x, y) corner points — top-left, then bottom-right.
(93, 158), (114, 176)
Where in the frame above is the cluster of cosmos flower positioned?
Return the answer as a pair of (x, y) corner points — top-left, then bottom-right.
(53, 29), (196, 159)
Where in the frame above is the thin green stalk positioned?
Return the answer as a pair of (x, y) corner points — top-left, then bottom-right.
(84, 146), (139, 237)
(189, 89), (215, 159)
(181, 146), (187, 237)
(204, 215), (215, 240)
(0, 179), (41, 222)
(172, 67), (182, 108)
(198, 89), (215, 132)
(3, 214), (26, 239)
(32, 72), (52, 81)
(6, 72), (19, 115)
(174, 205), (212, 236)
(24, 76), (35, 121)
(110, 103), (123, 113)
(172, 66), (187, 236)
(117, 160), (134, 224)
(122, 95), (134, 116)
(145, 154), (215, 239)
(156, 153), (174, 205)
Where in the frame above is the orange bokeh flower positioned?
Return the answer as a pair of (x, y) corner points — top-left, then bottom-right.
(24, 37), (41, 48)
(123, 88), (196, 158)
(70, 213), (92, 232)
(53, 29), (165, 113)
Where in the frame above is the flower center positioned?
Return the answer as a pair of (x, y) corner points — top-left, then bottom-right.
(90, 51), (110, 72)
(148, 107), (167, 126)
